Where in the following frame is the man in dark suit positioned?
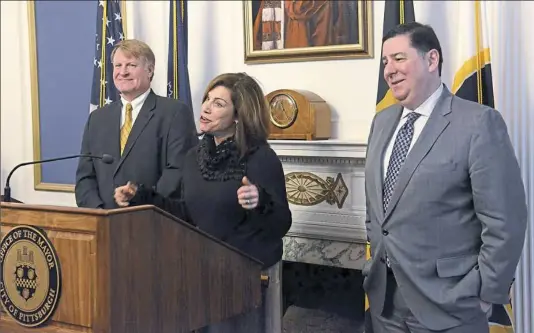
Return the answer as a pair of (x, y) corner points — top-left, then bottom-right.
(75, 39), (198, 209)
(363, 22), (527, 332)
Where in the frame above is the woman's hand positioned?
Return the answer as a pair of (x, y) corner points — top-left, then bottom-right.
(237, 176), (259, 210)
(114, 181), (138, 207)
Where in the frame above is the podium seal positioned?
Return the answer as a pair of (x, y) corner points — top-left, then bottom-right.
(0, 225), (61, 327)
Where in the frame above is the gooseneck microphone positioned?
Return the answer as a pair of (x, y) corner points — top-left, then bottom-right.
(3, 154), (114, 202)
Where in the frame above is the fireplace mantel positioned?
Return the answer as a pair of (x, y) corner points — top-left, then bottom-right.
(268, 140), (367, 159)
(268, 140), (368, 270)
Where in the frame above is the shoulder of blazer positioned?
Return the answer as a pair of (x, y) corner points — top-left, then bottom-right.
(449, 94), (496, 125)
(153, 94), (192, 117)
(89, 101), (121, 120)
(378, 102), (400, 114)
(373, 103), (402, 127)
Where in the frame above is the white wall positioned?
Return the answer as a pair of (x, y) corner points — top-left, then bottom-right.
(125, 1), (386, 141)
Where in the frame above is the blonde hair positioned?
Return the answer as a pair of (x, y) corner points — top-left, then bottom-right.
(111, 39), (155, 80)
(202, 73), (270, 157)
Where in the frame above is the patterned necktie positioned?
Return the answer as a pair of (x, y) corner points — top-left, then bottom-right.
(383, 112), (421, 212)
(120, 103), (133, 155)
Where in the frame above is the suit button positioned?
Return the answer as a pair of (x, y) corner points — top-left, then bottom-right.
(382, 230), (389, 236)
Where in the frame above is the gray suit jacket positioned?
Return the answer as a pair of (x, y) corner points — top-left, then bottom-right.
(363, 86), (527, 330)
(75, 90), (198, 209)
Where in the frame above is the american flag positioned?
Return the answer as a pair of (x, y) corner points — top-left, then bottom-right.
(167, 0), (192, 111)
(90, 0), (125, 112)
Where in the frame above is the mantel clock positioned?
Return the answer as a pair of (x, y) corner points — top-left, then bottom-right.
(266, 89), (331, 140)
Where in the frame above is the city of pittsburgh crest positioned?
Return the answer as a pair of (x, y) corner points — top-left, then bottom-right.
(0, 225), (61, 327)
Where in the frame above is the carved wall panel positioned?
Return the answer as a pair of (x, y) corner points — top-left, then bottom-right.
(285, 172), (348, 209)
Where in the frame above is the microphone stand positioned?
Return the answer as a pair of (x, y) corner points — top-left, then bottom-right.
(3, 154), (112, 202)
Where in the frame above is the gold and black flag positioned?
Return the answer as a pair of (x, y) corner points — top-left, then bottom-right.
(451, 2), (511, 332)
(451, 1), (494, 107)
(375, 0), (415, 113)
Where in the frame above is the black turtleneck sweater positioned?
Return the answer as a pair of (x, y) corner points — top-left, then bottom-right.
(133, 136), (292, 269)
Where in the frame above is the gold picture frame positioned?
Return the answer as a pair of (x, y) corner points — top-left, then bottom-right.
(28, 1), (127, 192)
(243, 0), (373, 64)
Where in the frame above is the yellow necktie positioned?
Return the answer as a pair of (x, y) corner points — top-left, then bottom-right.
(120, 103), (133, 154)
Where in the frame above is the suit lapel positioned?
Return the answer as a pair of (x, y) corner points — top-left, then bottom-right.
(373, 106), (403, 222)
(383, 90), (453, 223)
(104, 103), (121, 159)
(113, 92), (156, 177)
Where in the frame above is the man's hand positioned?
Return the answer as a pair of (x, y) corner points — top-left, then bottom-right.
(114, 181), (138, 207)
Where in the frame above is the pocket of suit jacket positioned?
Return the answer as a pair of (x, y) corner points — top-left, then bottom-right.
(436, 253), (482, 300)
(436, 253), (478, 278)
(418, 159), (458, 172)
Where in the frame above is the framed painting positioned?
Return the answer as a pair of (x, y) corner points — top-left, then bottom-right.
(243, 0), (373, 64)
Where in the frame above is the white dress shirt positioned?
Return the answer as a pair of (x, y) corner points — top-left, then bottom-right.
(382, 83), (444, 180)
(120, 88), (151, 127)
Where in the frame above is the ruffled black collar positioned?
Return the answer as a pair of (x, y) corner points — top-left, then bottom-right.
(196, 135), (246, 181)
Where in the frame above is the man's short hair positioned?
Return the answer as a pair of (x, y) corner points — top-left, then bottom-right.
(111, 39), (156, 80)
(383, 22), (443, 76)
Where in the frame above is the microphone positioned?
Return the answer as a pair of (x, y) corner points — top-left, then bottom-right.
(3, 154), (114, 203)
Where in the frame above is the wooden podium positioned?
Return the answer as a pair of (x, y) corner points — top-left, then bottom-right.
(0, 202), (263, 333)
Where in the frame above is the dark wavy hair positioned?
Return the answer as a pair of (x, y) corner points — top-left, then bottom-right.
(202, 72), (270, 157)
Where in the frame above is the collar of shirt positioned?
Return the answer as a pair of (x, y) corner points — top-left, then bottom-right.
(401, 83), (444, 119)
(120, 88), (151, 126)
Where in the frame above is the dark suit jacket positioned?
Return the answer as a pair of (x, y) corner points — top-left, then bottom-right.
(75, 90), (199, 209)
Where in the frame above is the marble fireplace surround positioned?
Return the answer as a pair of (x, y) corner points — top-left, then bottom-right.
(269, 140), (368, 271)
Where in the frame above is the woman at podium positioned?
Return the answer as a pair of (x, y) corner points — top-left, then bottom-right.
(114, 72), (292, 333)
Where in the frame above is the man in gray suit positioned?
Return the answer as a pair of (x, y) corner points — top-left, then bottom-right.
(75, 39), (198, 209)
(363, 22), (527, 332)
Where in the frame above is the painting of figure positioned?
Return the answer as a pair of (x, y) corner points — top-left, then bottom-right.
(244, 0), (372, 64)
